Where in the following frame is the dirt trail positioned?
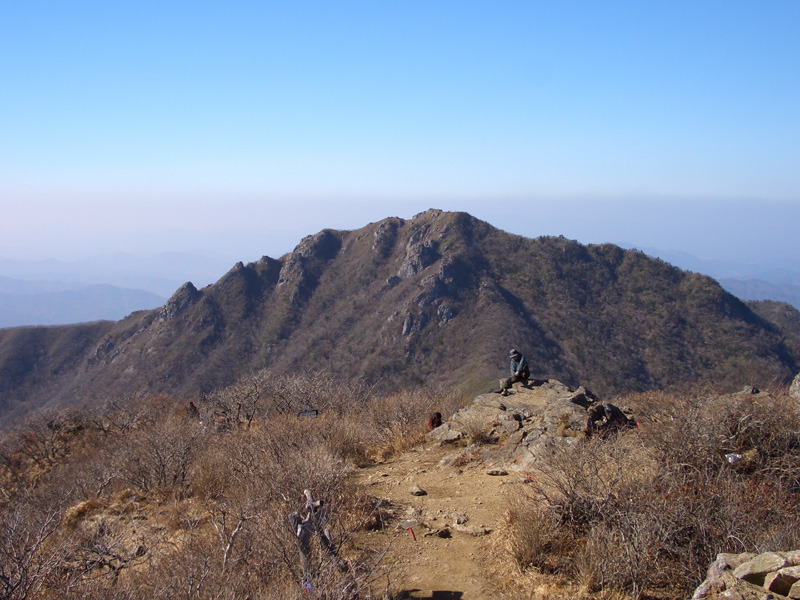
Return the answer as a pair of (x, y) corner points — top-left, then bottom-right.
(355, 439), (527, 599)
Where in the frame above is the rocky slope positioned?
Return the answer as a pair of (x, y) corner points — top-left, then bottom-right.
(1, 209), (798, 417)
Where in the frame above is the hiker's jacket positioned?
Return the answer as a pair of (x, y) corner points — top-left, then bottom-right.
(510, 356), (529, 377)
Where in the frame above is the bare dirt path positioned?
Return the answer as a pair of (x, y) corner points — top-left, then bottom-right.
(355, 439), (528, 599)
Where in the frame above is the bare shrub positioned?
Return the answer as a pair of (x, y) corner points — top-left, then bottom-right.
(363, 391), (439, 460)
(458, 414), (493, 446)
(0, 496), (65, 600)
(85, 393), (159, 437)
(504, 491), (573, 573)
(188, 440), (233, 501)
(116, 413), (204, 497)
(578, 510), (662, 598)
(201, 370), (374, 428)
(507, 387), (800, 600)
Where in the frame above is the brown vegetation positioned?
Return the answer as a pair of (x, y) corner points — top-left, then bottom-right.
(504, 385), (800, 599)
(0, 376), (464, 599)
(1, 374), (799, 599)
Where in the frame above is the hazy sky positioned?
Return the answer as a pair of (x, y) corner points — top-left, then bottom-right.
(2, 1), (798, 267)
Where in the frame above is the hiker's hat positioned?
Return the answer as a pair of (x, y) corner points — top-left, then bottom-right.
(509, 348), (520, 357)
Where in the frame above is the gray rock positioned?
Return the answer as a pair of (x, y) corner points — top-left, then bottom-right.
(706, 553), (754, 579)
(398, 519), (419, 529)
(409, 485), (427, 496)
(486, 467), (508, 476)
(765, 566), (800, 596)
(734, 552), (792, 585)
(423, 527), (451, 538)
(497, 413), (521, 433)
(452, 523), (492, 536)
(788, 373), (800, 400)
(427, 423), (463, 443)
(451, 512), (468, 525)
(694, 552), (800, 600)
(692, 571), (740, 599)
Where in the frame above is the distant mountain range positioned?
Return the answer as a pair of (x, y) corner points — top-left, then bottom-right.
(720, 278), (800, 311)
(0, 278), (165, 328)
(1, 209), (798, 419)
(0, 251), (236, 297)
(0, 251), (237, 328)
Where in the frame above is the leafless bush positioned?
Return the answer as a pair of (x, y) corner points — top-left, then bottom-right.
(578, 510), (662, 598)
(458, 414), (494, 446)
(168, 412), (395, 599)
(362, 390), (454, 460)
(116, 413), (204, 496)
(504, 492), (572, 573)
(0, 376), (459, 600)
(507, 388), (800, 599)
(0, 496), (65, 600)
(201, 370), (374, 429)
(84, 393), (160, 437)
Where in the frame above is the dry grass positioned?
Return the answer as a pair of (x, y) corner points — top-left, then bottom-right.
(503, 385), (800, 600)
(5, 378), (799, 600)
(0, 376), (463, 600)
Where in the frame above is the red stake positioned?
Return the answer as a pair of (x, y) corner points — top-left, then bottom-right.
(407, 526), (417, 541)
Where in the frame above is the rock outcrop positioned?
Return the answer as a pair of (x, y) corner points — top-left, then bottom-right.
(428, 379), (635, 472)
(693, 550), (800, 599)
(790, 373), (800, 400)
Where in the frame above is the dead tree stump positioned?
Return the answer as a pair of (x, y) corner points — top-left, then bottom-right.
(289, 489), (348, 584)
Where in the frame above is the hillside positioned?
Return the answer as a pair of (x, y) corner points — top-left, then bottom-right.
(748, 300), (800, 360)
(1, 209), (798, 417)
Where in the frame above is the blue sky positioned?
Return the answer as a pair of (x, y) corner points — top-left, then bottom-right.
(1, 1), (799, 268)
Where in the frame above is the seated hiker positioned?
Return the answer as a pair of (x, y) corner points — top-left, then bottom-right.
(427, 411), (442, 430)
(500, 348), (529, 396)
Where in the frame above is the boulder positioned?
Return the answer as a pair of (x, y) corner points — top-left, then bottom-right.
(765, 566), (800, 596)
(486, 467), (508, 476)
(451, 523), (492, 537)
(733, 552), (791, 585)
(694, 550), (800, 599)
(790, 373), (800, 400)
(427, 423), (463, 443)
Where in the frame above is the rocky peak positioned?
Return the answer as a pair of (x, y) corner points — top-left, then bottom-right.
(790, 372), (800, 400)
(397, 226), (440, 280)
(372, 217), (403, 258)
(278, 229), (342, 287)
(158, 282), (200, 321)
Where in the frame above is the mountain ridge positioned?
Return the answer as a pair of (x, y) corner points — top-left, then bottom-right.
(1, 209), (798, 418)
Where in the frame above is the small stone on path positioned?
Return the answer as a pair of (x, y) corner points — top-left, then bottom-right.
(409, 485), (427, 496)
